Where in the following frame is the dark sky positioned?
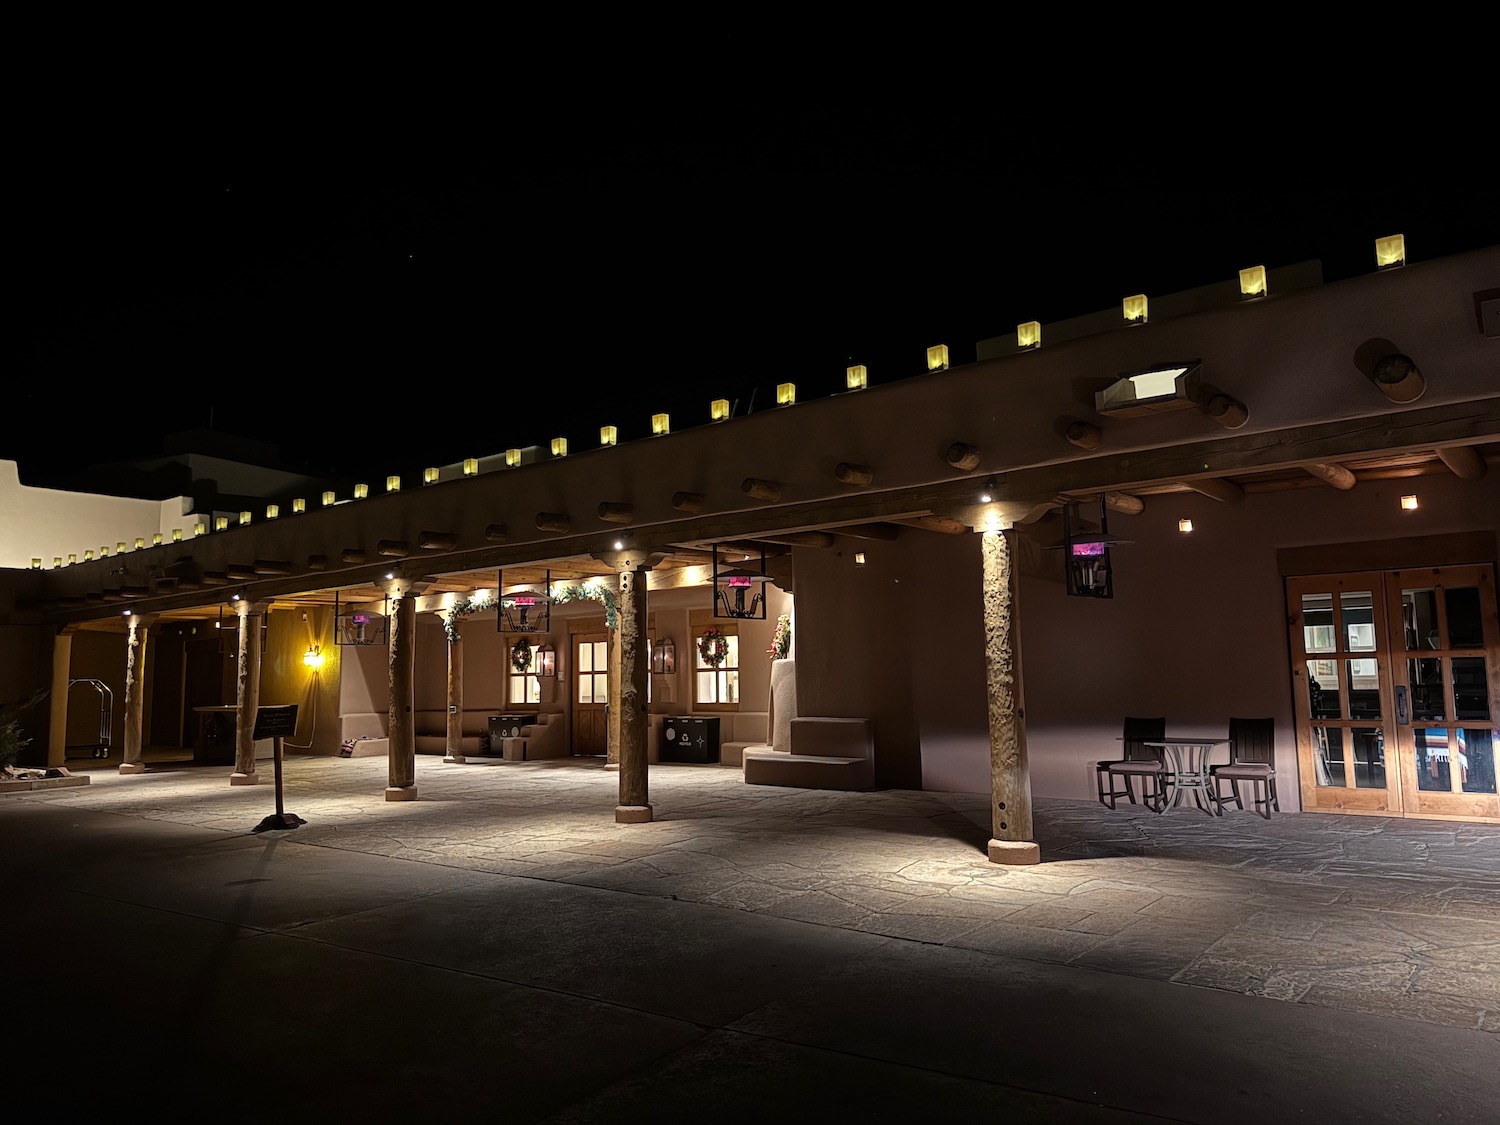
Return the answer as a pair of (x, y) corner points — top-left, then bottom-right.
(11, 98), (1498, 493)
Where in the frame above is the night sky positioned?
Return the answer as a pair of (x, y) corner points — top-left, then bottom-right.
(11, 99), (1497, 495)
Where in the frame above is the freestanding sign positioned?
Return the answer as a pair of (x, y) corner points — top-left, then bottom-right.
(250, 704), (305, 833)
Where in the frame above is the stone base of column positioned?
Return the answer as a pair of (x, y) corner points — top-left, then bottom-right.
(443, 754), (466, 764)
(118, 762), (147, 775)
(605, 762), (621, 772)
(987, 838), (1040, 865)
(229, 771), (259, 786)
(615, 804), (653, 823)
(385, 786), (419, 802)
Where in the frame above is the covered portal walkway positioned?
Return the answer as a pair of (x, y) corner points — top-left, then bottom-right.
(5, 754), (1496, 1121)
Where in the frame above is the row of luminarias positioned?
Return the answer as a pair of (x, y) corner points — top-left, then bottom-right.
(30, 239), (1411, 570)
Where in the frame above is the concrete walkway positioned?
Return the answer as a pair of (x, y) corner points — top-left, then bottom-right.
(5, 753), (1497, 1122)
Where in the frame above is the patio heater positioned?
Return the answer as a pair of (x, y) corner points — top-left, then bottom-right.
(712, 545), (769, 620)
(498, 569), (552, 633)
(1051, 497), (1132, 599)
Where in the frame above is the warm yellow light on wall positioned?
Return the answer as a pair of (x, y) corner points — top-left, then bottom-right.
(1178, 518), (1194, 534)
(53, 557), (62, 568)
(776, 383), (796, 406)
(67, 553), (77, 564)
(652, 413), (670, 435)
(117, 541), (127, 553)
(506, 448), (522, 467)
(237, 514), (250, 528)
(30, 558), (41, 569)
(84, 549), (94, 560)
(354, 483), (369, 499)
(152, 532), (163, 545)
(322, 490), (336, 506)
(213, 518), (227, 532)
(423, 467), (439, 485)
(926, 344), (949, 371)
(265, 505), (279, 520)
(194, 523), (206, 536)
(1239, 265), (1267, 298)
(291, 498), (305, 513)
(100, 545), (110, 556)
(551, 437), (568, 457)
(1375, 234), (1405, 269)
(711, 399), (730, 421)
(172, 528), (183, 541)
(386, 475), (401, 493)
(600, 425), (618, 446)
(135, 537), (147, 548)
(1017, 321), (1041, 349)
(1401, 493), (1419, 511)
(854, 551), (866, 566)
(463, 458), (479, 476)
(1123, 294), (1148, 324)
(303, 644), (324, 670)
(846, 365), (867, 391)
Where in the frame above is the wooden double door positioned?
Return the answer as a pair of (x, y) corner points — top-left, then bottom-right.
(1287, 564), (1499, 822)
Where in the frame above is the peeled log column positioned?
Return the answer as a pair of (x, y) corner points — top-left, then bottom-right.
(982, 529), (1038, 865)
(444, 624), (465, 763)
(386, 590), (417, 800)
(231, 609), (260, 784)
(120, 619), (150, 776)
(615, 566), (652, 823)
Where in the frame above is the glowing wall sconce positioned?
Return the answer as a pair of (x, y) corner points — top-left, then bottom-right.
(854, 551), (867, 566)
(652, 413), (670, 436)
(423, 467), (439, 485)
(302, 644), (324, 670)
(1375, 234), (1406, 269)
(30, 558), (41, 569)
(1017, 321), (1041, 349)
(506, 448), (522, 467)
(1239, 265), (1267, 298)
(463, 458), (479, 476)
(1401, 494), (1419, 511)
(386, 475), (401, 493)
(599, 425), (618, 446)
(354, 483), (369, 499)
(265, 505), (279, 520)
(53, 557), (62, 568)
(776, 383), (796, 406)
(1178, 518), (1194, 534)
(322, 490), (336, 506)
(291, 498), (305, 514)
(843, 365), (868, 393)
(1123, 294), (1148, 324)
(152, 532), (163, 545)
(711, 399), (730, 421)
(927, 344), (949, 371)
(651, 637), (675, 674)
(100, 545), (110, 556)
(67, 553), (77, 565)
(117, 541), (127, 553)
(551, 437), (568, 457)
(84, 550), (94, 561)
(237, 513), (250, 528)
(214, 518), (228, 532)
(172, 528), (183, 541)
(135, 537), (147, 549)
(536, 643), (556, 679)
(194, 523), (206, 536)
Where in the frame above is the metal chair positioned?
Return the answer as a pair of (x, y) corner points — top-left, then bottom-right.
(1096, 716), (1169, 812)
(1210, 717), (1279, 818)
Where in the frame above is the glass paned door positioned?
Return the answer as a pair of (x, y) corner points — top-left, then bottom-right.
(572, 632), (609, 755)
(1288, 573), (1399, 814)
(1385, 565), (1499, 821)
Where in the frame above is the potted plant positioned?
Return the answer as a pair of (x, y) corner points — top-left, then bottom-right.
(0, 690), (49, 775)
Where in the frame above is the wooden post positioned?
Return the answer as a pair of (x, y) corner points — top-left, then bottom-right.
(120, 617), (151, 776)
(615, 564), (652, 823)
(386, 586), (417, 801)
(230, 606), (260, 785)
(982, 528), (1038, 865)
(444, 617), (465, 764)
(47, 627), (74, 768)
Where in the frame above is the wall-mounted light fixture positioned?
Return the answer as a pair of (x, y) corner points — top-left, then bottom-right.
(846, 365), (867, 391)
(67, 553), (77, 565)
(194, 523), (206, 536)
(30, 558), (40, 569)
(53, 557), (62, 568)
(84, 549), (94, 560)
(776, 383), (796, 406)
(505, 448), (522, 467)
(1375, 234), (1405, 270)
(651, 636), (676, 675)
(152, 532), (163, 545)
(1123, 294), (1148, 324)
(979, 478), (997, 503)
(303, 644), (324, 670)
(550, 437), (568, 458)
(1178, 518), (1194, 534)
(265, 505), (279, 520)
(600, 425), (618, 446)
(238, 513), (250, 528)
(423, 467), (439, 485)
(214, 518), (228, 532)
(172, 528), (183, 541)
(354, 483), (369, 499)
(711, 398), (730, 421)
(927, 344), (949, 371)
(536, 642), (556, 679)
(463, 458), (479, 476)
(1017, 321), (1041, 349)
(1401, 494), (1419, 511)
(292, 498), (306, 514)
(652, 413), (670, 436)
(386, 475), (401, 493)
(100, 545), (111, 556)
(854, 551), (867, 566)
(1095, 361), (1202, 417)
(135, 537), (147, 549)
(1239, 265), (1267, 298)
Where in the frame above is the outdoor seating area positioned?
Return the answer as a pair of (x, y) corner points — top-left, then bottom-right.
(1098, 717), (1280, 819)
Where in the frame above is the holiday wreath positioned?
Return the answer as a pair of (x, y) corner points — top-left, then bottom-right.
(510, 638), (534, 673)
(698, 627), (729, 668)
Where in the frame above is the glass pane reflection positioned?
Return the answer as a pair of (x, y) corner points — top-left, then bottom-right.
(1307, 662), (1340, 717)
(1302, 594), (1335, 654)
(1414, 728), (1454, 792)
(1341, 591), (1376, 652)
(1460, 729), (1497, 794)
(1346, 660), (1381, 719)
(1314, 727), (1345, 787)
(1408, 658), (1445, 721)
(1452, 657), (1489, 721)
(1446, 587), (1483, 648)
(1352, 727), (1386, 789)
(1402, 588), (1439, 651)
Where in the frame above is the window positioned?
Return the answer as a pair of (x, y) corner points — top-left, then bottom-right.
(694, 628), (740, 706)
(508, 638), (542, 705)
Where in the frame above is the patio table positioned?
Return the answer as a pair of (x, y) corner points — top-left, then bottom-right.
(1145, 738), (1230, 815)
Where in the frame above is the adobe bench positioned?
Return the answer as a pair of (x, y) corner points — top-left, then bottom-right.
(742, 717), (873, 790)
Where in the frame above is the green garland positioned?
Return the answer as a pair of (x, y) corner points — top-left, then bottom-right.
(441, 593), (495, 644)
(551, 584), (618, 629)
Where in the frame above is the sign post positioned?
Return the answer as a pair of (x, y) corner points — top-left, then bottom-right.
(250, 704), (305, 833)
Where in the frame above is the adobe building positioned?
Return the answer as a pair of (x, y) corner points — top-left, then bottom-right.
(3, 242), (1497, 860)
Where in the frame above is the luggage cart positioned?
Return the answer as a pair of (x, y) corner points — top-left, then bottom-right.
(66, 679), (114, 759)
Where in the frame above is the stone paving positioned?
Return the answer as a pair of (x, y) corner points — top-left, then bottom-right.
(14, 752), (1500, 1036)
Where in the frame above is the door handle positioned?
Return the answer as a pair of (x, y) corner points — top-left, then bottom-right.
(1395, 685), (1409, 725)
